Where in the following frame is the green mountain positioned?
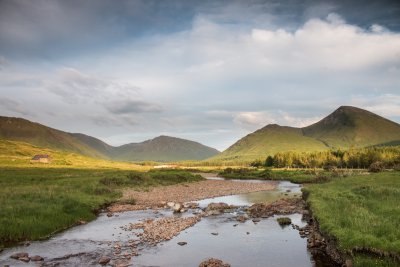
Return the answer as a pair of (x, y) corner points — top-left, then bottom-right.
(112, 135), (220, 162)
(212, 106), (400, 162)
(303, 106), (400, 148)
(0, 116), (219, 162)
(0, 117), (109, 159)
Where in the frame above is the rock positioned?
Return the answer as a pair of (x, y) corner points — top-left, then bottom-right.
(173, 203), (183, 213)
(177, 241), (187, 246)
(204, 210), (222, 216)
(199, 258), (230, 267)
(345, 259), (353, 267)
(252, 218), (260, 223)
(77, 220), (87, 225)
(211, 232), (218, 236)
(98, 256), (111, 265)
(236, 214), (248, 222)
(112, 259), (131, 267)
(167, 202), (175, 208)
(107, 212), (113, 217)
(19, 256), (30, 262)
(30, 255), (44, 261)
(10, 252), (29, 260)
(246, 232), (250, 235)
(184, 202), (199, 209)
(205, 203), (229, 212)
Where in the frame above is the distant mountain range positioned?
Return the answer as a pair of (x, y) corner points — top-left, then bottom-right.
(211, 106), (400, 162)
(1, 106), (399, 163)
(0, 117), (220, 162)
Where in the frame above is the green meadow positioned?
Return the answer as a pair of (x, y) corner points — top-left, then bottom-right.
(304, 171), (400, 267)
(0, 167), (202, 247)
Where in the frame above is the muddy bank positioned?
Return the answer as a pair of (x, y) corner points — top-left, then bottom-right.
(109, 179), (277, 212)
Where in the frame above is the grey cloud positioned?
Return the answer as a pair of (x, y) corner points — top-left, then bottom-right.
(0, 97), (29, 116)
(105, 100), (163, 114)
(48, 68), (139, 103)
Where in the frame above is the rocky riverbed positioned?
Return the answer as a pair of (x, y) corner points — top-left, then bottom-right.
(108, 179), (277, 212)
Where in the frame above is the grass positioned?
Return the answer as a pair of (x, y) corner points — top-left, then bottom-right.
(304, 171), (400, 266)
(0, 167), (203, 247)
(217, 168), (340, 183)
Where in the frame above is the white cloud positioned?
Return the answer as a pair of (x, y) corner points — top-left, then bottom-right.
(350, 94), (400, 117)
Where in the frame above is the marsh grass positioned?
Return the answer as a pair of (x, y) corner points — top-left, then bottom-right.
(0, 167), (203, 247)
(218, 168), (333, 183)
(304, 171), (400, 266)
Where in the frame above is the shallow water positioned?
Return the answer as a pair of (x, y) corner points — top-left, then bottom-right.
(134, 213), (311, 267)
(197, 177), (302, 208)
(0, 180), (333, 267)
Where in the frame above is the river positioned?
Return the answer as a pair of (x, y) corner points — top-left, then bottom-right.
(0, 177), (336, 266)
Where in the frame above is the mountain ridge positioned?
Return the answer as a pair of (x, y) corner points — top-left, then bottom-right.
(0, 116), (220, 162)
(211, 106), (400, 162)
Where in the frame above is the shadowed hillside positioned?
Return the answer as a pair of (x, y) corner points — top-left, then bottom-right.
(0, 117), (220, 162)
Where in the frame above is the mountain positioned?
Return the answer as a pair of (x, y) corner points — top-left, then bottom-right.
(212, 124), (328, 161)
(302, 106), (400, 148)
(0, 116), (220, 162)
(112, 136), (220, 162)
(212, 106), (400, 162)
(0, 117), (110, 159)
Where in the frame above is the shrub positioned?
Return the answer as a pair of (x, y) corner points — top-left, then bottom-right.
(369, 161), (384, 173)
(277, 217), (292, 226)
(99, 177), (125, 186)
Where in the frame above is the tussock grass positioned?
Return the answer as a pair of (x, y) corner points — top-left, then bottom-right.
(0, 167), (203, 247)
(304, 172), (400, 266)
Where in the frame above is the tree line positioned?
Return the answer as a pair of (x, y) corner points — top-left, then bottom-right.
(251, 146), (400, 169)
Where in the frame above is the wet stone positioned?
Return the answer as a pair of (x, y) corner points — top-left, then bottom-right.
(98, 256), (111, 265)
(10, 252), (29, 260)
(30, 255), (44, 261)
(177, 242), (187, 246)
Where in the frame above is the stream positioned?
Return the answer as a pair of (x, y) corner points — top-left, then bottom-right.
(0, 177), (335, 267)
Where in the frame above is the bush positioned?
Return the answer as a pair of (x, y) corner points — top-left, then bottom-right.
(99, 177), (126, 186)
(369, 161), (384, 173)
(126, 172), (147, 184)
(277, 217), (292, 226)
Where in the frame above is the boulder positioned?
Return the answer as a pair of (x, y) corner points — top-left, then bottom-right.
(10, 252), (29, 260)
(98, 256), (111, 265)
(30, 255), (44, 261)
(236, 214), (248, 222)
(177, 241), (187, 246)
(199, 258), (230, 267)
(173, 203), (183, 213)
(19, 256), (30, 262)
(205, 202), (229, 211)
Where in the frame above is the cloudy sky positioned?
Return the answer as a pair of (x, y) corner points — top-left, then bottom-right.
(1, 0), (400, 150)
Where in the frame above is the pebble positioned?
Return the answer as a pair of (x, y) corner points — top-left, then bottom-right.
(177, 242), (187, 246)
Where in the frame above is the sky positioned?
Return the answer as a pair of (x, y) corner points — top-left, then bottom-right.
(0, 0), (400, 151)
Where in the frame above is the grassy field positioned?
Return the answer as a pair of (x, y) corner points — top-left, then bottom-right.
(0, 166), (203, 247)
(304, 171), (400, 267)
(217, 167), (366, 183)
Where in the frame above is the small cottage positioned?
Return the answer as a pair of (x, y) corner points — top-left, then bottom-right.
(31, 154), (52, 164)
